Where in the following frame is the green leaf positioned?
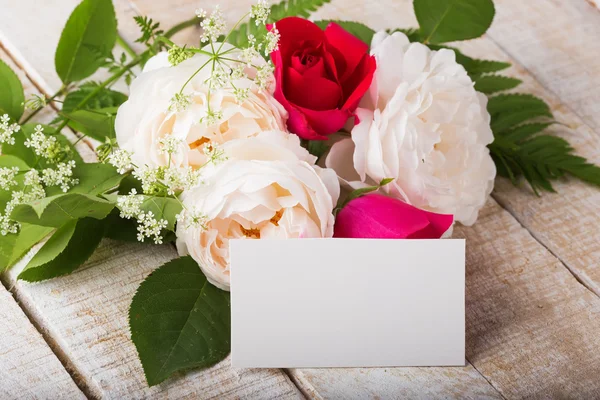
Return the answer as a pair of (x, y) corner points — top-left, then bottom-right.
(70, 162), (124, 196)
(414, 0), (495, 44)
(0, 59), (25, 121)
(1, 124), (83, 168)
(490, 132), (600, 194)
(474, 75), (522, 94)
(130, 256), (231, 386)
(313, 20), (375, 46)
(18, 217), (104, 282)
(0, 224), (53, 272)
(427, 45), (511, 79)
(11, 193), (114, 227)
(306, 140), (329, 160)
(140, 197), (182, 231)
(55, 0), (117, 84)
(62, 107), (117, 142)
(225, 0), (332, 50)
(502, 123), (553, 143)
(62, 83), (127, 113)
(487, 94), (553, 133)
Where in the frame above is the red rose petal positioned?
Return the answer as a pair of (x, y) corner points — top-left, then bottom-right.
(341, 55), (376, 111)
(268, 17), (324, 61)
(324, 22), (370, 82)
(285, 67), (342, 111)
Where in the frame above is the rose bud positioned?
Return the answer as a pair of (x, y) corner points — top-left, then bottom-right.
(334, 193), (453, 239)
(268, 17), (376, 140)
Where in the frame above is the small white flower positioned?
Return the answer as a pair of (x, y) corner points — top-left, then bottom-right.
(0, 167), (19, 189)
(136, 211), (168, 244)
(41, 160), (78, 192)
(264, 26), (280, 55)
(206, 65), (229, 90)
(203, 143), (227, 164)
(106, 148), (134, 174)
(200, 109), (223, 126)
(176, 206), (208, 230)
(200, 5), (226, 43)
(132, 165), (161, 193)
(116, 189), (144, 219)
(1, 170), (46, 236)
(250, 0), (270, 26)
(195, 8), (207, 19)
(233, 87), (250, 104)
(0, 114), (20, 145)
(158, 134), (185, 156)
(169, 93), (193, 113)
(163, 166), (202, 195)
(24, 125), (61, 160)
(255, 62), (274, 91)
(24, 94), (47, 111)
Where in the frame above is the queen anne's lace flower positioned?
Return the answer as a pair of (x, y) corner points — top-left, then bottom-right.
(326, 31), (496, 226)
(0, 167), (19, 188)
(41, 160), (79, 192)
(24, 125), (62, 160)
(106, 148), (134, 174)
(0, 114), (20, 145)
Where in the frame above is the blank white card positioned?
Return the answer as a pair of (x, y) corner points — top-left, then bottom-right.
(230, 239), (465, 368)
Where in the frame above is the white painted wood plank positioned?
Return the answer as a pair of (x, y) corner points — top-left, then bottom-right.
(0, 32), (303, 400)
(487, 0), (600, 133)
(0, 285), (85, 399)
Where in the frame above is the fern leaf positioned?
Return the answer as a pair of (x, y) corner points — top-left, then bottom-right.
(475, 75), (521, 94)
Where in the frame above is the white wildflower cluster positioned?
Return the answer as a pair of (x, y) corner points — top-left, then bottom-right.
(200, 109), (223, 126)
(41, 160), (79, 192)
(198, 6), (226, 43)
(169, 93), (193, 112)
(203, 143), (228, 164)
(250, 0), (270, 25)
(116, 189), (168, 244)
(132, 165), (162, 194)
(0, 114), (20, 145)
(0, 170), (45, 236)
(24, 125), (63, 160)
(106, 148), (134, 174)
(0, 167), (19, 188)
(176, 206), (208, 230)
(158, 134), (185, 156)
(163, 166), (202, 196)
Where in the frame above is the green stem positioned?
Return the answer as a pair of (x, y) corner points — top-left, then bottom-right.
(20, 84), (67, 124)
(117, 35), (137, 58)
(165, 16), (201, 39)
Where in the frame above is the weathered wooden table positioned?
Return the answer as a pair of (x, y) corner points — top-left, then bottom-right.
(1, 0), (600, 398)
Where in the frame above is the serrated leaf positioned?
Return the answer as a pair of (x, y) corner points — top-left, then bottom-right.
(502, 123), (552, 143)
(11, 193), (114, 227)
(474, 75), (521, 94)
(0, 59), (25, 121)
(18, 217), (104, 282)
(414, 0), (495, 44)
(55, 0), (117, 83)
(62, 107), (117, 142)
(313, 20), (375, 46)
(1, 124), (83, 168)
(62, 83), (127, 113)
(130, 256), (231, 386)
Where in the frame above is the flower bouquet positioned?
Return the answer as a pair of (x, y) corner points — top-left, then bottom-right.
(0, 0), (599, 386)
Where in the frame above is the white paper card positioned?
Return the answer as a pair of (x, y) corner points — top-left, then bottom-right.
(230, 239), (465, 368)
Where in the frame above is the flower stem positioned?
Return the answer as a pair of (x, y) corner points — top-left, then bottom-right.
(164, 16), (201, 39)
(20, 84), (67, 124)
(117, 35), (137, 58)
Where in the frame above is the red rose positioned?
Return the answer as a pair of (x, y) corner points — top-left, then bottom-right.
(268, 17), (376, 140)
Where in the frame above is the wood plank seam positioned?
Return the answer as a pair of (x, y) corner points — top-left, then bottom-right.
(492, 194), (599, 297)
(464, 356), (508, 400)
(0, 278), (93, 399)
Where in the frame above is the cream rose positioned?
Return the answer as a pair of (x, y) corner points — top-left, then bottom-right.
(326, 31), (496, 226)
(176, 130), (339, 290)
(115, 49), (287, 169)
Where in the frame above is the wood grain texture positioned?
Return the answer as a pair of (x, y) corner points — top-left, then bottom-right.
(0, 18), (302, 400)
(488, 0), (600, 133)
(1, 0), (600, 399)
(0, 285), (85, 399)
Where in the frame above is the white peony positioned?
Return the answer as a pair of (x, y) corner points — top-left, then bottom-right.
(176, 130), (339, 290)
(115, 48), (287, 169)
(326, 31), (496, 225)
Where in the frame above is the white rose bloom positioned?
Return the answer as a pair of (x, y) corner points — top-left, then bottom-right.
(326, 31), (496, 226)
(176, 130), (339, 290)
(115, 47), (287, 169)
